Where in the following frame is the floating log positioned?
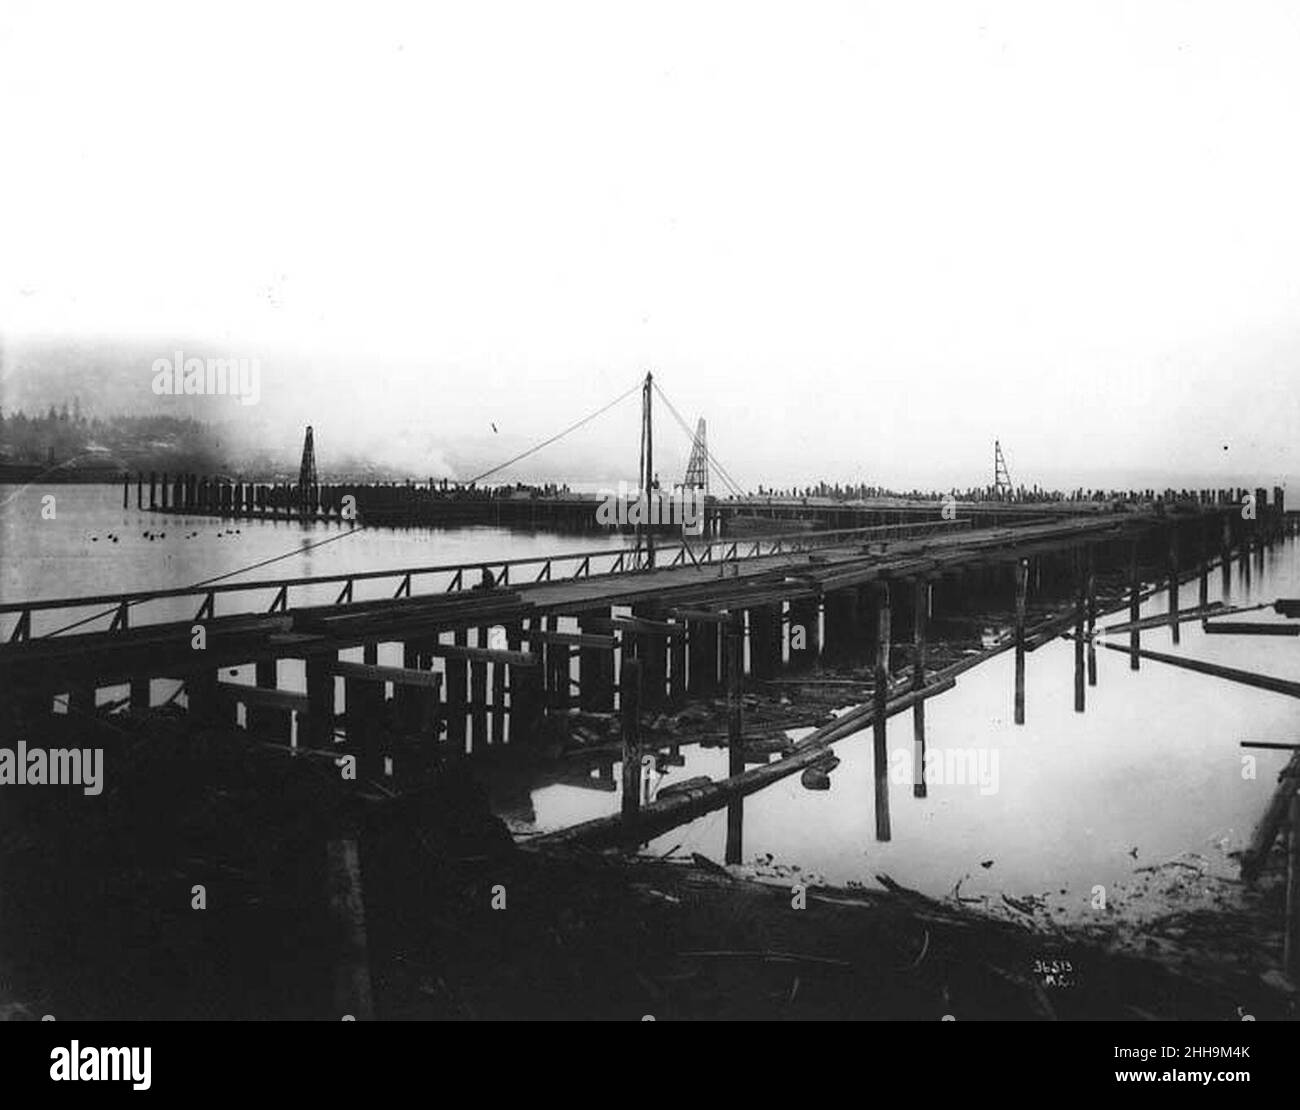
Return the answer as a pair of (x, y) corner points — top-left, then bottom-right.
(1241, 751), (1300, 882)
(1100, 643), (1300, 700)
(1203, 621), (1299, 637)
(1102, 602), (1227, 634)
(529, 677), (956, 850)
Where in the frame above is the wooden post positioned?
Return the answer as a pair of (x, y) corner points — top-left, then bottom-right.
(129, 674), (150, 710)
(446, 629), (468, 751)
(1074, 550), (1085, 713)
(725, 612), (744, 862)
(122, 473), (129, 509)
(1014, 558), (1027, 725)
(1286, 793), (1300, 984)
(1129, 540), (1141, 671)
(490, 654), (507, 745)
(251, 658), (288, 738)
(788, 597), (820, 670)
(304, 654), (335, 748)
(913, 577), (929, 797)
(469, 653), (488, 752)
(668, 618), (686, 704)
(873, 582), (891, 842)
(748, 604), (780, 679)
(1198, 520), (1210, 614)
(1221, 514), (1232, 596)
(579, 611), (614, 711)
(1168, 527), (1180, 645)
(620, 658), (642, 826)
(687, 618), (718, 695)
(726, 614), (744, 781)
(634, 605), (667, 708)
(1086, 545), (1097, 687)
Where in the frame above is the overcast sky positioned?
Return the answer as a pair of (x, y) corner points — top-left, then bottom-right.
(2, 1), (1298, 491)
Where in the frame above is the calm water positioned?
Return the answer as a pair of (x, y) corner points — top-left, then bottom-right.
(5, 484), (1297, 916)
(524, 534), (1300, 915)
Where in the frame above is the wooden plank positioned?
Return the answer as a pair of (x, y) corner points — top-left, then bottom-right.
(331, 660), (444, 688)
(217, 681), (310, 713)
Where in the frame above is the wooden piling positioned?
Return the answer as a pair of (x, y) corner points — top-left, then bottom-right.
(470, 652), (488, 751)
(1129, 540), (1141, 671)
(1287, 793), (1300, 983)
(1168, 528), (1180, 645)
(1014, 558), (1027, 726)
(620, 658), (642, 826)
(634, 605), (667, 708)
(304, 654), (335, 748)
(725, 613), (744, 863)
(1073, 550), (1085, 713)
(491, 654), (507, 745)
(579, 611), (615, 711)
(913, 577), (929, 797)
(788, 596), (820, 670)
(873, 582), (891, 842)
(1085, 546), (1097, 686)
(446, 629), (468, 750)
(668, 618), (687, 704)
(687, 618), (718, 695)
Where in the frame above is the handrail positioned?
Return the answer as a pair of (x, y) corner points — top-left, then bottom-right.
(0, 517), (974, 639)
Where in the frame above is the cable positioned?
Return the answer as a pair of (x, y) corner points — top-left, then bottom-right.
(653, 383), (745, 497)
(463, 379), (642, 486)
(651, 382), (746, 497)
(40, 525), (369, 638)
(36, 374), (637, 639)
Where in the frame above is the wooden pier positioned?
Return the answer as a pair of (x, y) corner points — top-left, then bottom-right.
(1, 488), (1292, 846)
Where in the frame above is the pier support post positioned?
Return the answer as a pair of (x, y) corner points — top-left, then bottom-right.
(1073, 550), (1085, 713)
(304, 653), (335, 748)
(1014, 558), (1027, 725)
(725, 613), (745, 863)
(620, 658), (642, 827)
(1168, 527), (1180, 645)
(470, 645), (488, 752)
(873, 582), (892, 842)
(1199, 520), (1210, 614)
(1086, 545), (1097, 687)
(579, 611), (614, 711)
(490, 651), (507, 745)
(788, 597), (820, 670)
(668, 618), (687, 705)
(445, 630), (468, 751)
(822, 590), (855, 663)
(687, 619), (718, 696)
(633, 605), (667, 708)
(747, 604), (780, 679)
(1286, 793), (1300, 984)
(913, 577), (929, 797)
(1129, 540), (1141, 671)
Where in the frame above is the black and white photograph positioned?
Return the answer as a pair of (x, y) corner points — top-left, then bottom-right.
(0, 0), (1294, 1083)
